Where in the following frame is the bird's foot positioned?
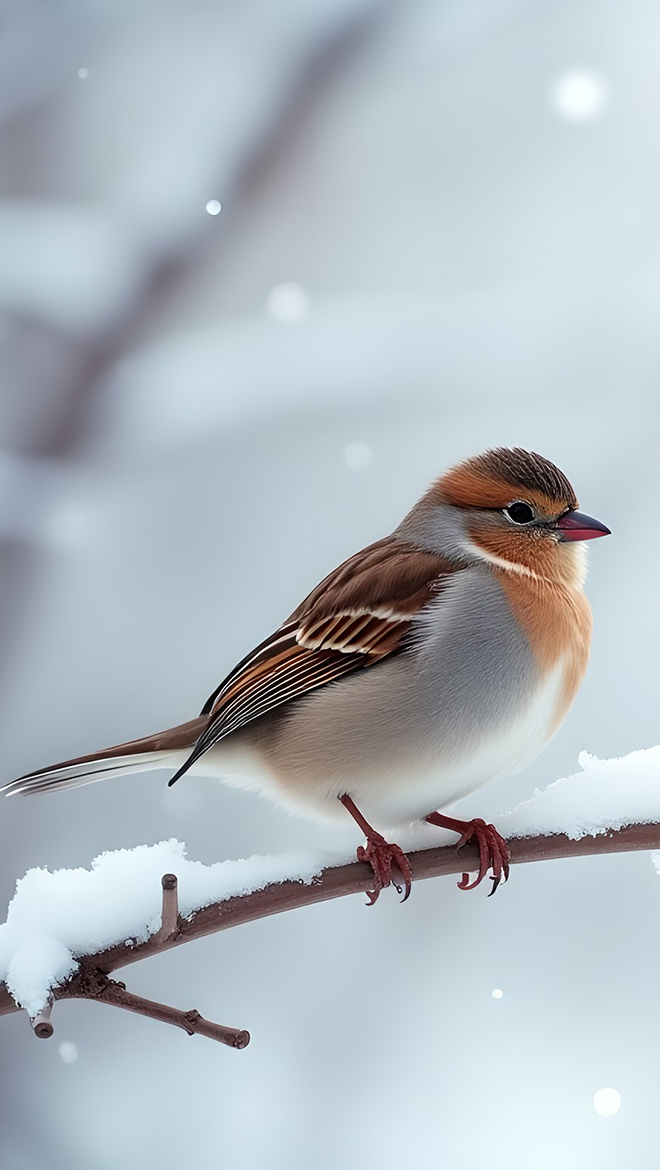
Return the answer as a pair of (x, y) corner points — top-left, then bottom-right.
(356, 834), (413, 906)
(426, 812), (510, 896)
(339, 794), (412, 905)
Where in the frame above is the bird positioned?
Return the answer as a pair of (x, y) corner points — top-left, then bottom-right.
(2, 447), (610, 903)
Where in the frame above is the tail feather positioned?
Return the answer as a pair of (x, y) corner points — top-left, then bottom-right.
(2, 716), (208, 798)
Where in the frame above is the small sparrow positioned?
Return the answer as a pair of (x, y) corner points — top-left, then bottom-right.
(3, 448), (609, 902)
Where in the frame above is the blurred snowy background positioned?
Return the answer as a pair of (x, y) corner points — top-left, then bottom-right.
(0, 0), (659, 1166)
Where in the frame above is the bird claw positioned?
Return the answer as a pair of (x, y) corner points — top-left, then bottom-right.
(455, 818), (510, 895)
(356, 835), (413, 906)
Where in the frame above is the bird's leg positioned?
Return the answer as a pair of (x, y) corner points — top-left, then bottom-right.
(339, 795), (412, 905)
(425, 811), (511, 896)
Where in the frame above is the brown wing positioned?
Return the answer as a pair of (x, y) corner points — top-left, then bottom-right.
(169, 536), (454, 784)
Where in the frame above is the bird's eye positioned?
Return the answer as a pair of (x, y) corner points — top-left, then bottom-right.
(505, 501), (535, 524)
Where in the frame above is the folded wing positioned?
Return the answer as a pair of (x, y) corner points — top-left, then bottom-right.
(169, 536), (454, 784)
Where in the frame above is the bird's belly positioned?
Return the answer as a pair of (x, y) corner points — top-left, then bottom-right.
(362, 659), (566, 827)
(218, 648), (567, 830)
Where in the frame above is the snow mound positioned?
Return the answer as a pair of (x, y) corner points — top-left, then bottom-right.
(501, 746), (660, 840)
(0, 839), (324, 1015)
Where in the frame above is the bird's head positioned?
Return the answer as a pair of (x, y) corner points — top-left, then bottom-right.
(401, 447), (610, 584)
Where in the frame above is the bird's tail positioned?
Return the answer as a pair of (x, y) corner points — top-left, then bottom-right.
(1, 716), (208, 797)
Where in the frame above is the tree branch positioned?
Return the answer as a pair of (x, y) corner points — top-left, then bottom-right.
(58, 968), (250, 1048)
(1, 821), (659, 1044)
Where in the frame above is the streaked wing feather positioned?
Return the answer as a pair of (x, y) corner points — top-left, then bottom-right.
(170, 636), (367, 782)
(171, 535), (455, 784)
(200, 623), (298, 715)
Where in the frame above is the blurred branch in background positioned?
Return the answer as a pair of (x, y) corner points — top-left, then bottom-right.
(0, 0), (390, 657)
(2, 820), (660, 1047)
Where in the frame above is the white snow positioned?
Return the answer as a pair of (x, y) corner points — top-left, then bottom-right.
(500, 747), (660, 841)
(2, 747), (660, 1016)
(0, 839), (323, 1016)
(5, 936), (76, 1018)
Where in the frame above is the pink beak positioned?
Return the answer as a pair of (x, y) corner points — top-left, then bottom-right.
(555, 510), (611, 542)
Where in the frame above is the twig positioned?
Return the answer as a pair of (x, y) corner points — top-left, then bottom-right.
(30, 997), (54, 1040)
(3, 821), (660, 1045)
(152, 873), (180, 945)
(58, 968), (249, 1048)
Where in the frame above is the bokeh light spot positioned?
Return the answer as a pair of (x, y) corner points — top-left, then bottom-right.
(45, 500), (90, 549)
(59, 1041), (79, 1064)
(593, 1088), (621, 1117)
(344, 441), (373, 470)
(267, 282), (310, 325)
(205, 200), (222, 216)
(491, 988), (504, 999)
(552, 70), (608, 121)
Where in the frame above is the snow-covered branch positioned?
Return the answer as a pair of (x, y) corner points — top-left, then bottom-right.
(1, 747), (659, 1047)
